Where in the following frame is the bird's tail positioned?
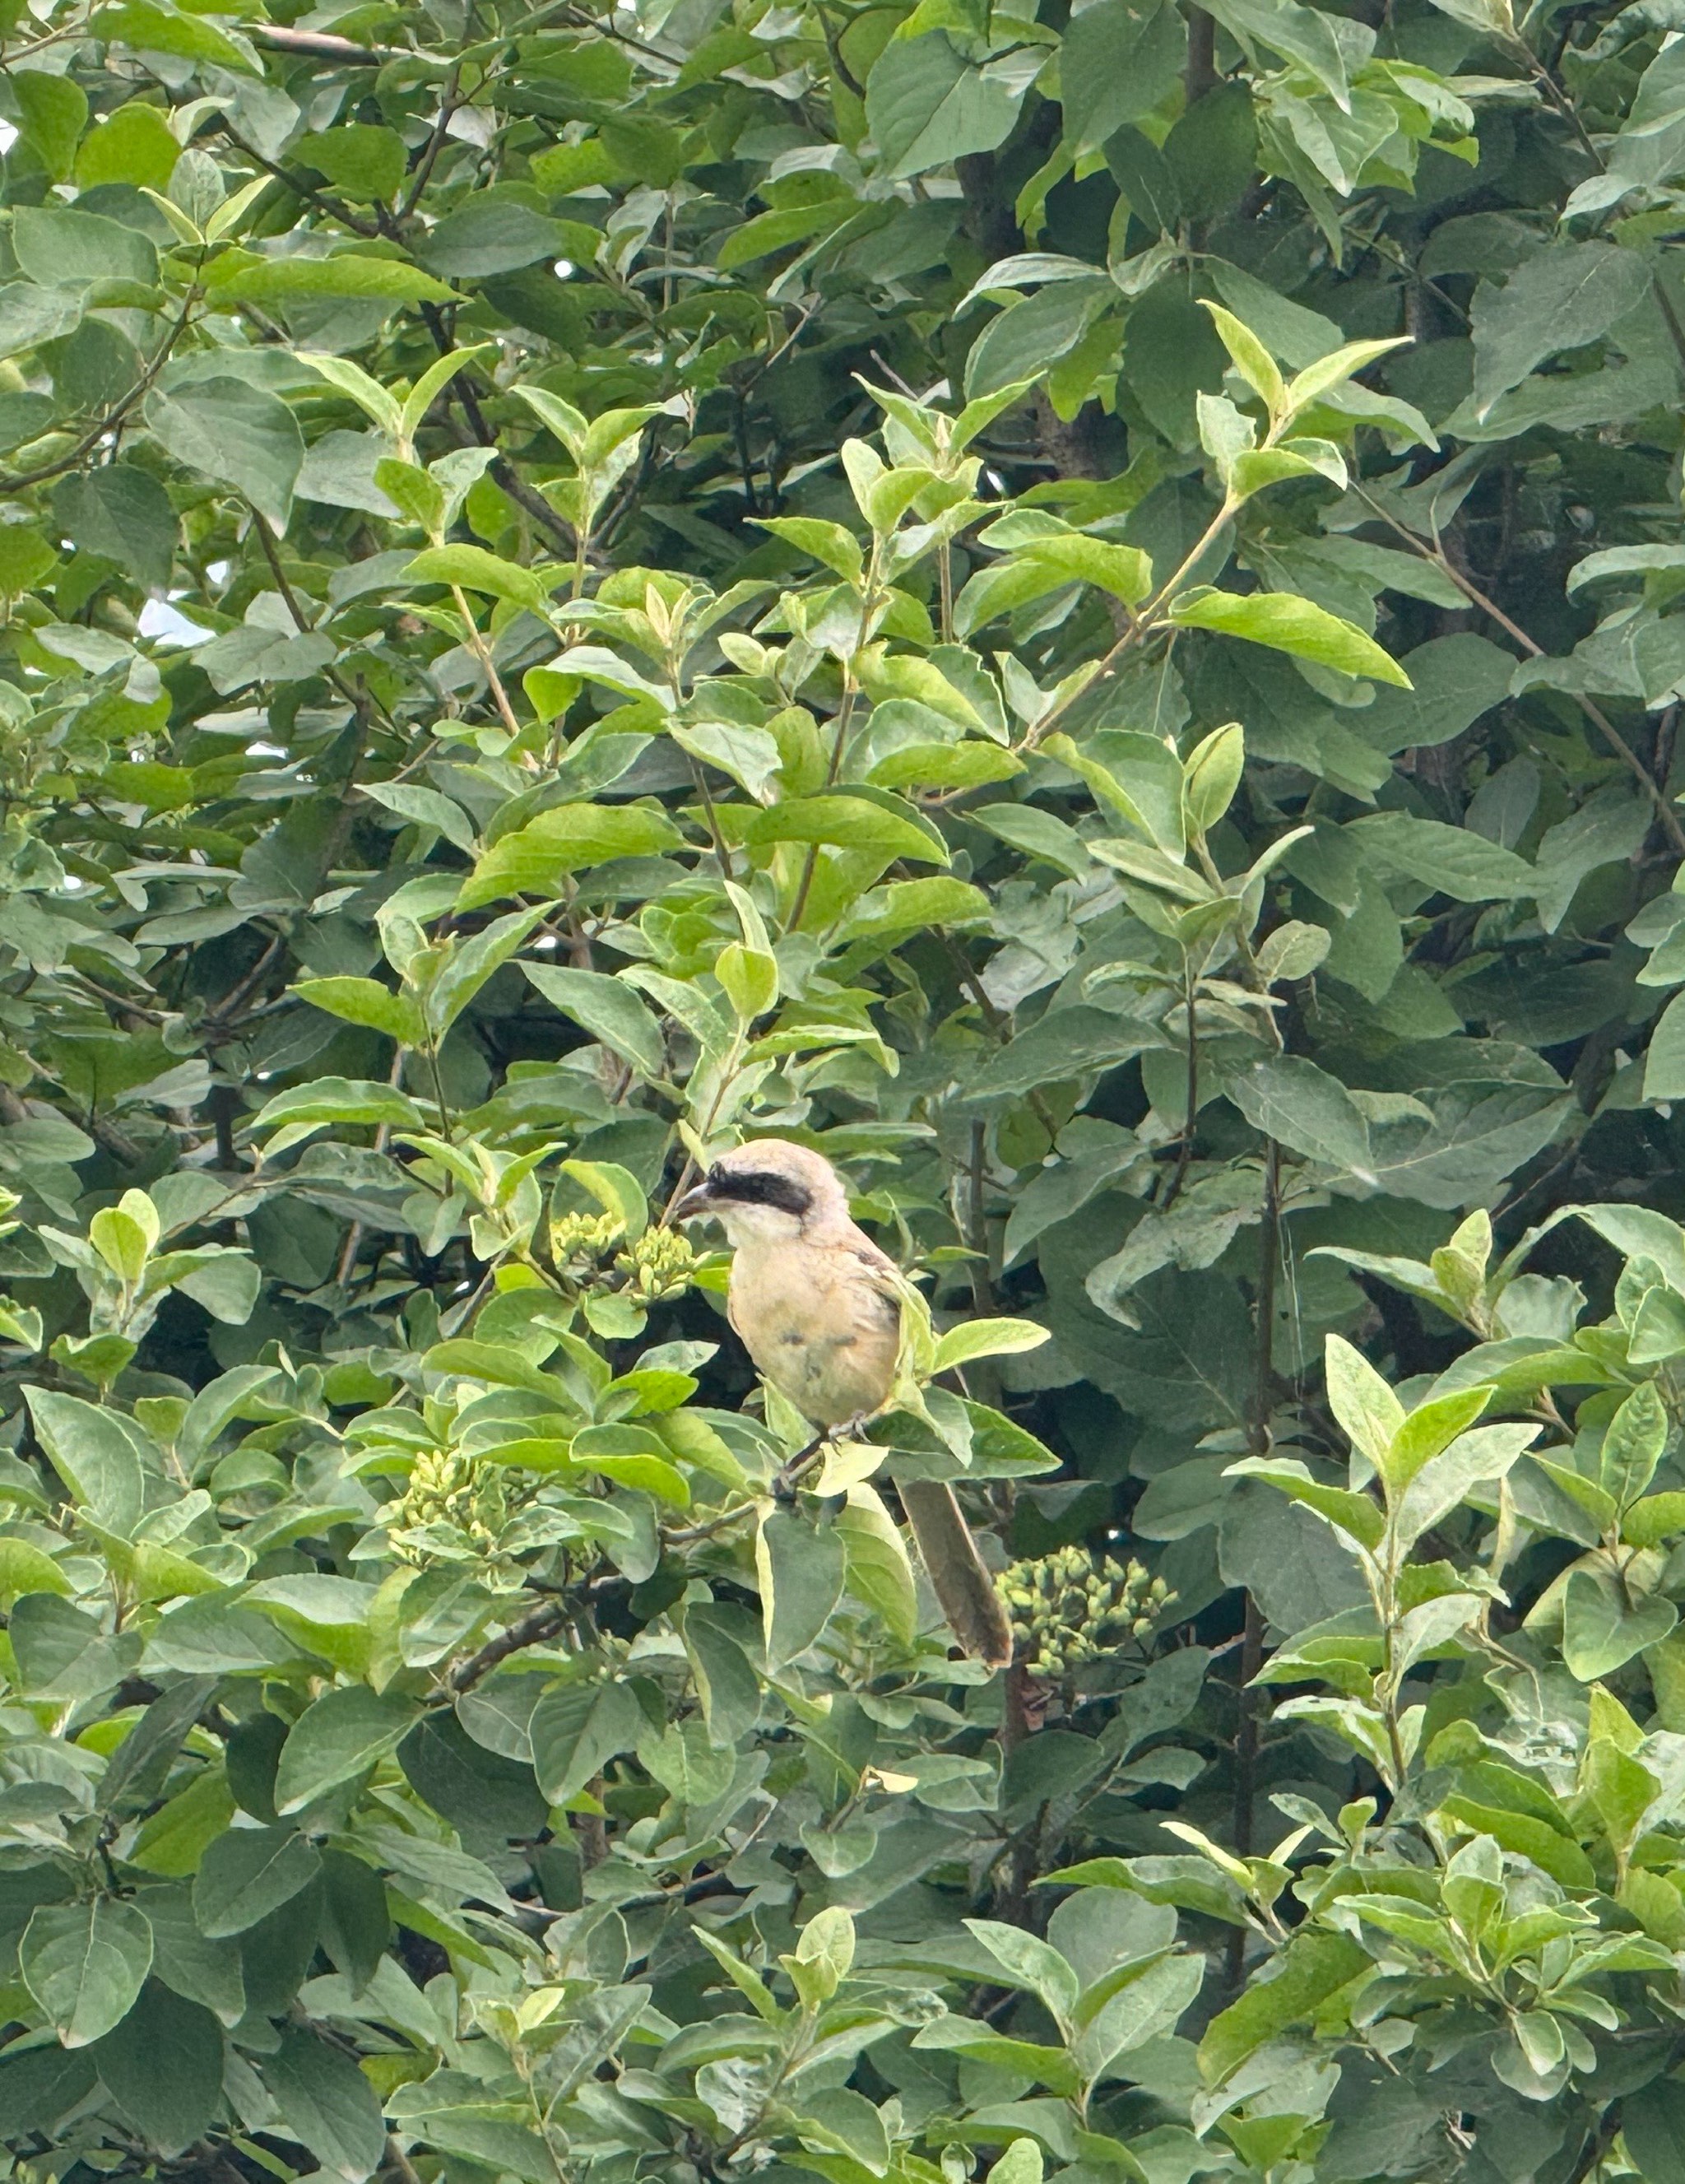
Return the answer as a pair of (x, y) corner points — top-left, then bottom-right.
(898, 1478), (1014, 1669)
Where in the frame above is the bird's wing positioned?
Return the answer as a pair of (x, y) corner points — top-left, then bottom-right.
(835, 1222), (937, 1401)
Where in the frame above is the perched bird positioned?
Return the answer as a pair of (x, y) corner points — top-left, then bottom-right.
(675, 1138), (1014, 1668)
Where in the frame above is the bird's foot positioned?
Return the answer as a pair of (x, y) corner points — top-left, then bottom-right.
(772, 1430), (830, 1503)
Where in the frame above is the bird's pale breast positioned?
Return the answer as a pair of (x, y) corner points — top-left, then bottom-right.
(727, 1238), (899, 1428)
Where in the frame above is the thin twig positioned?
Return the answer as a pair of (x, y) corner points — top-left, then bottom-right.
(0, 302), (194, 494)
(448, 1596), (570, 1691)
(1353, 485), (1685, 857)
(450, 584), (523, 738)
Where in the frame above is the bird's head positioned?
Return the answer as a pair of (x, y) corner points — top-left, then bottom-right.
(674, 1138), (850, 1245)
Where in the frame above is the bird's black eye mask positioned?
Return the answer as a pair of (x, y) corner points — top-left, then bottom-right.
(706, 1167), (812, 1217)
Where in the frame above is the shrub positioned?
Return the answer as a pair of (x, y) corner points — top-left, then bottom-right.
(2, 0), (1685, 2176)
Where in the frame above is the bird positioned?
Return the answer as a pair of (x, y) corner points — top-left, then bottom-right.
(675, 1138), (1014, 1668)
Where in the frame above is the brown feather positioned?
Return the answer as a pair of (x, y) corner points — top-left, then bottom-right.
(698, 1137), (1013, 1667)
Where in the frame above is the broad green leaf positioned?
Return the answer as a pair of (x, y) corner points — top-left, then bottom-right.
(1470, 243), (1650, 415)
(1562, 1566), (1678, 1680)
(274, 1686), (418, 1814)
(1223, 1457), (1384, 1552)
(263, 2024), (388, 2183)
(21, 1899), (153, 2047)
(93, 0), (255, 67)
(1323, 1334), (1405, 1472)
(292, 976), (425, 1046)
(15, 74), (88, 184)
(146, 379), (303, 533)
(251, 1078), (426, 1134)
(866, 33), (1027, 181)
(406, 545), (549, 611)
(1169, 587), (1412, 687)
(209, 256), (455, 305)
(530, 1680), (644, 1804)
(1197, 1931), (1367, 2084)
(757, 1508), (848, 1667)
(1229, 1055), (1373, 1176)
(1602, 1381), (1668, 1510)
(1381, 1386), (1493, 1494)
(91, 1980), (223, 2154)
(459, 804), (682, 910)
(931, 1317), (1050, 1373)
(193, 1826), (322, 1937)
(743, 794), (949, 864)
(962, 1920), (1079, 2027)
(1201, 301), (1284, 411)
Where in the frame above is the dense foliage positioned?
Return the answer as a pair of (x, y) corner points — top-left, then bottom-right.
(12, 0), (1685, 2174)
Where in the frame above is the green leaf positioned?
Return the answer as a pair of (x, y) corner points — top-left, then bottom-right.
(1169, 587), (1412, 687)
(13, 206), (156, 288)
(743, 792), (949, 864)
(1197, 1931), (1367, 2084)
(99, 1677), (219, 1815)
(91, 1981), (223, 2154)
(53, 465), (175, 592)
(1623, 1491), (1685, 1547)
(1060, 0), (1182, 147)
(210, 256), (456, 305)
(757, 1508), (848, 1667)
(15, 73), (88, 184)
(406, 544), (549, 611)
(530, 1680), (644, 1804)
(836, 1487), (917, 1643)
(76, 103), (179, 190)
(262, 2025), (388, 2183)
(717, 201), (854, 269)
(1201, 301), (1283, 412)
(1228, 1054), (1373, 1176)
(931, 1317), (1050, 1373)
(1646, 990), (1685, 1100)
(1015, 532), (1153, 606)
(752, 516), (865, 582)
(459, 803), (681, 910)
(1382, 1386), (1494, 1495)
(1223, 1457), (1384, 1551)
(21, 1899), (153, 2048)
(1346, 812), (1537, 903)
(193, 1825), (321, 1937)
(1623, 2078), (1685, 2184)
(1471, 243), (1651, 416)
(1201, 0), (1348, 100)
(93, 0), (256, 67)
(146, 378), (304, 533)
(559, 1157), (648, 1238)
(963, 1920), (1079, 2027)
(1602, 1381), (1668, 1510)
(0, 2042), (96, 2138)
(362, 781), (478, 854)
(274, 1685), (417, 1814)
(0, 1536), (72, 1604)
(1562, 1566), (1678, 1680)
(1072, 1951), (1205, 2085)
(1323, 1334), (1405, 1472)
(866, 32), (1028, 180)
(252, 1078), (426, 1133)
(990, 2141), (1044, 2184)
(420, 197), (570, 278)
(292, 976), (425, 1046)
(303, 124), (407, 204)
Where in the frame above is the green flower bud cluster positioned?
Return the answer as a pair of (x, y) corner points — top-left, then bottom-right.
(998, 1545), (1174, 1675)
(616, 1224), (698, 1301)
(550, 1210), (622, 1271)
(388, 1447), (508, 1565)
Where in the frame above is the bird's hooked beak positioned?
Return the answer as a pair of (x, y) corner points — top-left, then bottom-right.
(673, 1170), (720, 1223)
